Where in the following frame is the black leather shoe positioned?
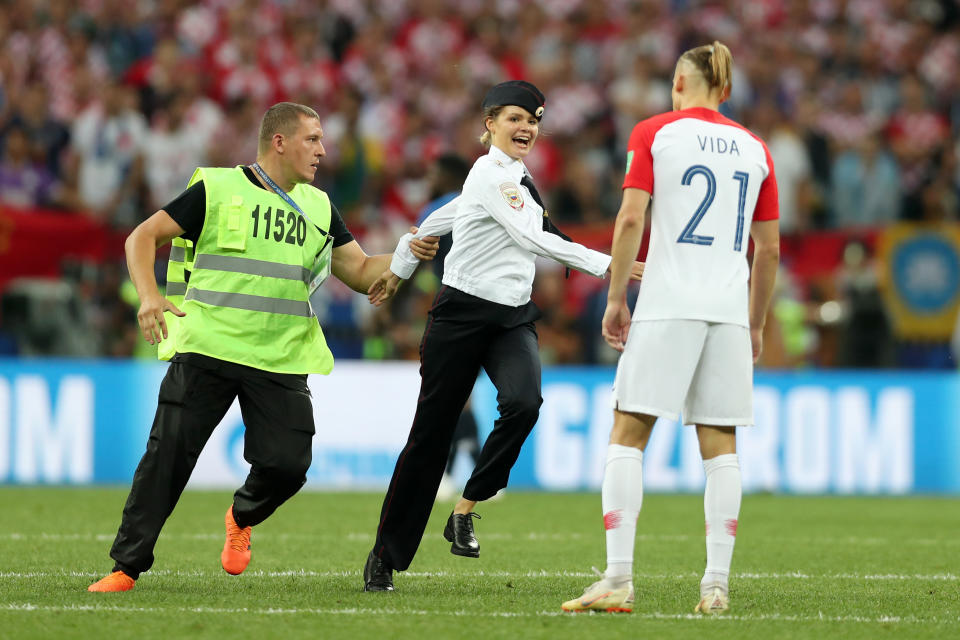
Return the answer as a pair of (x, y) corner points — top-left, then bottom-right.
(363, 549), (394, 591)
(443, 512), (480, 558)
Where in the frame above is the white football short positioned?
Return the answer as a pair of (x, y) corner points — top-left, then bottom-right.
(612, 319), (754, 426)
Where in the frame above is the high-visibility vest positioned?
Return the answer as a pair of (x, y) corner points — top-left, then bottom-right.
(160, 166), (335, 374)
(157, 236), (193, 361)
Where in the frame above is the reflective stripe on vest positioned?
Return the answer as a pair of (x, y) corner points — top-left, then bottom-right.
(159, 237), (195, 361)
(166, 281), (188, 297)
(193, 253), (312, 283)
(185, 288), (312, 317)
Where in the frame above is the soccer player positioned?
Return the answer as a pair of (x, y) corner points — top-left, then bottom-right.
(562, 41), (780, 614)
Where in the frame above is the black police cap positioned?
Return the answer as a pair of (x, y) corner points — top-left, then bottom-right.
(481, 80), (546, 120)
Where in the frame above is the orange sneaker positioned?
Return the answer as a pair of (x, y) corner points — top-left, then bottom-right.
(221, 505), (252, 575)
(88, 571), (135, 592)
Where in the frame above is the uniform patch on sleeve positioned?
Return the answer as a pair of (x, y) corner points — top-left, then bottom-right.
(499, 182), (524, 210)
(625, 150), (634, 175)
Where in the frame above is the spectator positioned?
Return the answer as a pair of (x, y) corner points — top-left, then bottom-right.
(206, 96), (259, 170)
(887, 74), (951, 216)
(612, 0), (677, 77)
(96, 0), (155, 77)
(0, 124), (64, 209)
(143, 91), (208, 210)
(32, 0), (93, 121)
(3, 84), (71, 179)
(608, 52), (672, 151)
(540, 48), (606, 134)
(210, 18), (277, 108)
(818, 82), (884, 154)
(915, 178), (958, 223)
(856, 40), (901, 122)
(835, 241), (893, 368)
(322, 87), (386, 222)
(126, 36), (184, 118)
(395, 0), (466, 74)
(417, 61), (472, 133)
(275, 21), (339, 108)
(794, 94), (832, 224)
(462, 15), (527, 87)
(68, 79), (146, 226)
(175, 63), (224, 151)
(752, 100), (815, 233)
(50, 25), (111, 121)
(830, 134), (901, 228)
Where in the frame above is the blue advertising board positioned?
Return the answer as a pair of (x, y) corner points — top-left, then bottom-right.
(472, 368), (960, 494)
(1, 359), (958, 494)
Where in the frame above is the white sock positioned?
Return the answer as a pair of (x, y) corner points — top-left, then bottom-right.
(601, 444), (644, 585)
(701, 453), (741, 594)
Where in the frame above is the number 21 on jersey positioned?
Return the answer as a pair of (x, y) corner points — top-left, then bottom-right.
(677, 164), (749, 252)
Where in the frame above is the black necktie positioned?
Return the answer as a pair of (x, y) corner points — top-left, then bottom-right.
(521, 174), (571, 277)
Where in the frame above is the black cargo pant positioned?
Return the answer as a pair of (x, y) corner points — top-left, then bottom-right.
(373, 286), (543, 571)
(109, 353), (314, 579)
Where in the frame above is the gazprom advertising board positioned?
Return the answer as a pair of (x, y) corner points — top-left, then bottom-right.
(0, 360), (957, 494)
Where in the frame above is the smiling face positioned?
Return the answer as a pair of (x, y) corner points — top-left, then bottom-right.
(486, 105), (539, 159)
(282, 114), (326, 184)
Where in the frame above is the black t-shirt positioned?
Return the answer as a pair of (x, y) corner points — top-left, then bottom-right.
(162, 165), (354, 247)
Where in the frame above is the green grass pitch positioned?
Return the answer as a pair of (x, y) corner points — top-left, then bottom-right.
(1, 488), (957, 639)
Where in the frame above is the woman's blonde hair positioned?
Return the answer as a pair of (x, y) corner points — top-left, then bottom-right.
(679, 40), (733, 96)
(479, 105), (504, 147)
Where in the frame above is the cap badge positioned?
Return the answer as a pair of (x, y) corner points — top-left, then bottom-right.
(535, 106), (545, 118)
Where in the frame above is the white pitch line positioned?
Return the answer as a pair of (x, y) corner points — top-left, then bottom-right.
(2, 532), (958, 546)
(2, 570), (957, 581)
(1, 603), (957, 625)
(0, 533), (222, 542)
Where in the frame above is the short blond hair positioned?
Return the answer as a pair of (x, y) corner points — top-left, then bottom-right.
(258, 102), (320, 155)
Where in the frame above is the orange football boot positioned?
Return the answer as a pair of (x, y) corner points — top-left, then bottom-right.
(221, 505), (252, 575)
(88, 571), (135, 592)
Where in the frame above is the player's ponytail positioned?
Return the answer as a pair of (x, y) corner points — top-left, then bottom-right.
(709, 41), (733, 94)
(680, 40), (733, 97)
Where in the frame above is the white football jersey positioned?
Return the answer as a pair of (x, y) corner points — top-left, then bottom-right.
(623, 107), (779, 327)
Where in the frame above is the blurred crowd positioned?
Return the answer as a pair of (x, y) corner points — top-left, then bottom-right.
(0, 0), (958, 368)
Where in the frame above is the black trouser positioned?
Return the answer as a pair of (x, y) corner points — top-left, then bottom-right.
(445, 407), (480, 475)
(374, 287), (542, 571)
(109, 353), (314, 579)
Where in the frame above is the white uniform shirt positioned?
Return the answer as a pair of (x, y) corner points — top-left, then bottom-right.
(623, 107), (779, 327)
(391, 145), (611, 307)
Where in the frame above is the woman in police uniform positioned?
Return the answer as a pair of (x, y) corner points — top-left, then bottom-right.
(362, 81), (643, 591)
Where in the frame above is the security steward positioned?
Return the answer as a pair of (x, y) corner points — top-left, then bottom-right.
(88, 102), (438, 592)
(362, 82), (644, 591)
